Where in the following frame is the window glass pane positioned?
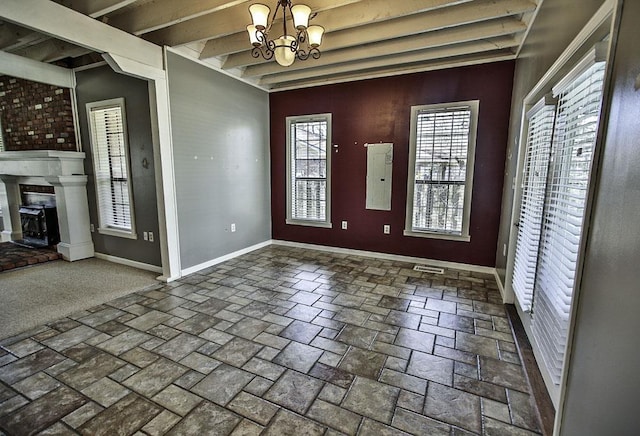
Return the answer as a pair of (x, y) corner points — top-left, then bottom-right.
(410, 106), (474, 235)
(88, 102), (134, 233)
(289, 118), (329, 222)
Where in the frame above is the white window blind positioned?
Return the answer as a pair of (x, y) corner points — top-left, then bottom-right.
(286, 114), (331, 226)
(531, 59), (606, 384)
(87, 99), (135, 236)
(406, 101), (478, 239)
(0, 116), (5, 151)
(512, 99), (557, 312)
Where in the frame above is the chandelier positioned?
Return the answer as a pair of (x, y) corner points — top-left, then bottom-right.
(247, 1), (325, 67)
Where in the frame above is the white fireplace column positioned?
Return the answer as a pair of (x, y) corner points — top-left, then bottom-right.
(0, 175), (23, 242)
(46, 175), (94, 261)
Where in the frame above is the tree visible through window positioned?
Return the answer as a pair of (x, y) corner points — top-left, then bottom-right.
(286, 114), (332, 227)
(405, 101), (478, 240)
(87, 98), (136, 238)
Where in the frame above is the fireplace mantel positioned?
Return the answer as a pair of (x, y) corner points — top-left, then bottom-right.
(0, 150), (86, 177)
(0, 150), (94, 261)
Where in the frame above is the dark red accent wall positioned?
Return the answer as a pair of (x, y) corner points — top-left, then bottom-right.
(0, 76), (76, 151)
(270, 61), (515, 267)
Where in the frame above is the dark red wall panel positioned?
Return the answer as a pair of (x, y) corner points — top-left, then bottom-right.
(270, 61), (515, 267)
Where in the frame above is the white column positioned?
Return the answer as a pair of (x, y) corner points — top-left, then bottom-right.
(45, 175), (94, 261)
(0, 175), (23, 242)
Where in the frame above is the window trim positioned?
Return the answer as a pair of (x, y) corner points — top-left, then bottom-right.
(86, 98), (137, 240)
(404, 100), (479, 242)
(285, 113), (332, 228)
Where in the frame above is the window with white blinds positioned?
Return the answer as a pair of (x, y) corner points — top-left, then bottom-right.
(531, 59), (606, 384)
(87, 98), (136, 238)
(0, 116), (5, 151)
(286, 114), (332, 228)
(405, 101), (478, 240)
(512, 100), (557, 312)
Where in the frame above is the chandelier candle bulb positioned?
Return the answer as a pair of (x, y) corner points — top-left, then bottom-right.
(275, 35), (296, 66)
(249, 3), (270, 30)
(246, 25), (262, 46)
(307, 25), (324, 47)
(291, 4), (311, 29)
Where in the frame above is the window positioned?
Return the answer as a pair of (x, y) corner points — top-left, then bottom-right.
(87, 98), (136, 239)
(511, 48), (607, 386)
(405, 101), (479, 241)
(512, 98), (557, 312)
(0, 115), (5, 151)
(286, 114), (332, 228)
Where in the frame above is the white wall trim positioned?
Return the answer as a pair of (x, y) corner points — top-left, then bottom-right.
(271, 240), (497, 275)
(494, 270), (506, 301)
(0, 51), (74, 88)
(181, 240), (272, 276)
(94, 252), (163, 274)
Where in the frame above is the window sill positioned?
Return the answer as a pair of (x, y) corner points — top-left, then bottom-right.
(286, 219), (332, 229)
(403, 229), (471, 242)
(98, 227), (137, 240)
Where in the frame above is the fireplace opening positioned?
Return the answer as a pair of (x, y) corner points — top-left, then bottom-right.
(19, 205), (60, 247)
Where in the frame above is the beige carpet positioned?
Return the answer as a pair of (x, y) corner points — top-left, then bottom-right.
(0, 258), (159, 340)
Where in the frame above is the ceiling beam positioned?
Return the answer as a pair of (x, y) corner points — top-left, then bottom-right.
(217, 0), (535, 65)
(0, 21), (46, 50)
(56, 0), (140, 18)
(243, 18), (525, 77)
(149, 0), (464, 48)
(10, 39), (91, 62)
(1, 0), (163, 69)
(269, 51), (516, 91)
(225, 0), (535, 69)
(106, 0), (251, 36)
(259, 36), (520, 85)
(0, 50), (74, 88)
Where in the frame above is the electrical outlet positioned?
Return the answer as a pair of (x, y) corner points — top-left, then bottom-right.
(231, 223), (236, 232)
(341, 221), (348, 230)
(90, 223), (95, 232)
(148, 231), (154, 242)
(143, 231), (148, 241)
(383, 225), (390, 234)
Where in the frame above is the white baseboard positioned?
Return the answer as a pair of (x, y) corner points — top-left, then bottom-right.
(181, 240), (272, 276)
(94, 252), (163, 274)
(271, 239), (497, 275)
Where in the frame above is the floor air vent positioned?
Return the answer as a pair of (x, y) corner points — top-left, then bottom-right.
(413, 265), (445, 274)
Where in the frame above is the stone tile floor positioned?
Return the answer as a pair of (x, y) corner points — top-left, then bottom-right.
(0, 245), (542, 435)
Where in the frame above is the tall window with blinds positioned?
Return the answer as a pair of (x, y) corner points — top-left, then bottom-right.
(87, 98), (136, 238)
(510, 48), (607, 386)
(512, 100), (557, 312)
(405, 101), (478, 240)
(531, 59), (606, 384)
(286, 114), (332, 228)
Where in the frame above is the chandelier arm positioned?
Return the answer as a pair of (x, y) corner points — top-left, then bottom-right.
(309, 47), (321, 60)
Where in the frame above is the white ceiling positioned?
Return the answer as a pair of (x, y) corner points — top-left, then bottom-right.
(0, 0), (541, 91)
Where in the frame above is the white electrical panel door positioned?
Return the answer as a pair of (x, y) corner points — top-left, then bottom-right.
(366, 143), (393, 210)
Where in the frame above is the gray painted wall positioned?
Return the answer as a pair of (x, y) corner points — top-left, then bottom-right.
(166, 52), (271, 270)
(495, 0), (605, 282)
(561, 1), (640, 433)
(75, 65), (161, 267)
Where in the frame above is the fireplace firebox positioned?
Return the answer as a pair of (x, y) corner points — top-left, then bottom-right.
(19, 205), (60, 247)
